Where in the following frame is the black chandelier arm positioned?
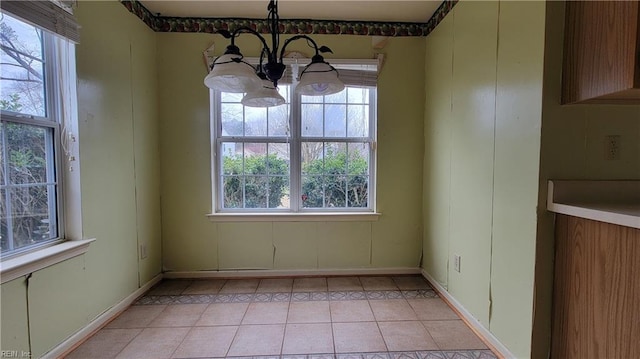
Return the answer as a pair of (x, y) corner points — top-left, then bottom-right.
(227, 26), (274, 61)
(278, 35), (335, 63)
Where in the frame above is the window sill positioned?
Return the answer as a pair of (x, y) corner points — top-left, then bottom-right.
(207, 212), (382, 222)
(0, 238), (95, 284)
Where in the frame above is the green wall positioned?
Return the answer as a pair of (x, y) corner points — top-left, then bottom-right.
(424, 1), (640, 357)
(532, 3), (640, 358)
(158, 33), (426, 271)
(422, 1), (546, 357)
(0, 1), (162, 357)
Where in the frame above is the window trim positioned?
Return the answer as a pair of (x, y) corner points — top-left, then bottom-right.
(0, 238), (94, 284)
(210, 82), (378, 215)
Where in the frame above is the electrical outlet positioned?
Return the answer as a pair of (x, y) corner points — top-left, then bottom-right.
(605, 135), (621, 160)
(453, 254), (461, 273)
(140, 243), (148, 260)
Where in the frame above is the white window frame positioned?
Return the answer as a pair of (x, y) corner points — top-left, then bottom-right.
(0, 3), (93, 284)
(0, 17), (65, 258)
(210, 63), (378, 216)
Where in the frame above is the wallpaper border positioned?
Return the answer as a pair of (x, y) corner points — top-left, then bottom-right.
(120, 0), (457, 37)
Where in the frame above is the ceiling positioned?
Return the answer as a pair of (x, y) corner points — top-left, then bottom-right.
(139, 1), (443, 23)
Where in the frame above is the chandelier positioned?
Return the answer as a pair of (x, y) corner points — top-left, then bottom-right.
(203, 0), (345, 107)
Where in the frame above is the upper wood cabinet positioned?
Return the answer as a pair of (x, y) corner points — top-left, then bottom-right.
(562, 1), (640, 104)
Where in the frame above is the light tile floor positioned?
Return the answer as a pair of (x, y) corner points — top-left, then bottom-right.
(66, 276), (497, 359)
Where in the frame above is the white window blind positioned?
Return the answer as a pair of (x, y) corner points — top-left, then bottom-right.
(0, 0), (80, 43)
(243, 58), (378, 87)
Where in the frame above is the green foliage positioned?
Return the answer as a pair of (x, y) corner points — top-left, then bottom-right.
(302, 150), (368, 208)
(0, 93), (23, 112)
(223, 153), (289, 208)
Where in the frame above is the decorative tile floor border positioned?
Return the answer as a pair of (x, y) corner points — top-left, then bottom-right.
(135, 290), (438, 305)
(224, 351), (496, 359)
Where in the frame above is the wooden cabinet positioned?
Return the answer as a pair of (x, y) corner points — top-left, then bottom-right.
(562, 1), (640, 104)
(551, 215), (640, 358)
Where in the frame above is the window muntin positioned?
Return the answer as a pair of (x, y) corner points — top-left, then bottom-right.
(214, 83), (376, 213)
(1, 13), (61, 256)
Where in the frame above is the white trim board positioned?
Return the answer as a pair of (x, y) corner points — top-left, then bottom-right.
(0, 239), (95, 284)
(164, 267), (421, 279)
(41, 273), (163, 359)
(421, 269), (515, 359)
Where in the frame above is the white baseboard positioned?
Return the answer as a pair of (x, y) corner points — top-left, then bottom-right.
(43, 273), (163, 359)
(421, 269), (515, 359)
(164, 267), (421, 279)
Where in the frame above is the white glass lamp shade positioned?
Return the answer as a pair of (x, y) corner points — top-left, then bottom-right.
(204, 54), (261, 93)
(296, 62), (345, 96)
(241, 79), (286, 107)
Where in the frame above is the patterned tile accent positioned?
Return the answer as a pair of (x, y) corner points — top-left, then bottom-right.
(364, 353), (391, 359)
(135, 289), (438, 305)
(273, 293), (292, 301)
(214, 294), (235, 303)
(173, 294), (213, 304)
(120, 0), (458, 37)
(416, 352), (448, 359)
(255, 293), (275, 302)
(260, 353), (495, 359)
(192, 352), (494, 359)
(401, 289), (438, 299)
(309, 355), (336, 359)
(336, 354), (364, 359)
(292, 292), (311, 302)
(389, 352), (419, 359)
(310, 292), (330, 301)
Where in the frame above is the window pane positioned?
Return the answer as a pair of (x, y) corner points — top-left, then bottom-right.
(221, 142), (242, 175)
(325, 142), (347, 175)
(347, 87), (369, 104)
(347, 176), (368, 208)
(221, 92), (243, 102)
(10, 185), (57, 249)
(221, 143), (291, 209)
(301, 94), (323, 103)
(222, 176), (243, 208)
(347, 143), (369, 175)
(0, 122), (5, 185)
(301, 142), (323, 175)
(245, 107), (267, 136)
(7, 123), (50, 184)
(269, 176), (289, 209)
(324, 105), (346, 137)
(301, 176), (323, 208)
(221, 103), (243, 136)
(267, 104), (289, 137)
(267, 143), (289, 176)
(347, 143), (369, 207)
(301, 104), (323, 137)
(324, 176), (346, 207)
(244, 143), (267, 175)
(244, 176), (267, 208)
(301, 142), (350, 209)
(325, 88), (346, 103)
(1, 189), (7, 251)
(0, 14), (46, 117)
(347, 105), (368, 137)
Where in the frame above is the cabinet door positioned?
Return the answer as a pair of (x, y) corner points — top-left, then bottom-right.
(551, 215), (640, 358)
(562, 1), (640, 104)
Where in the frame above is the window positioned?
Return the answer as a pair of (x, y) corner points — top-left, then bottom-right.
(213, 71), (377, 213)
(0, 12), (62, 256)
